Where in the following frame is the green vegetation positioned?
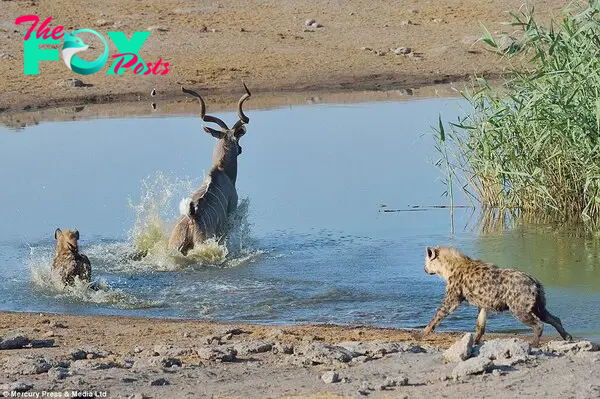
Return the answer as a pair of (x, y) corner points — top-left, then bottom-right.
(436, 1), (600, 228)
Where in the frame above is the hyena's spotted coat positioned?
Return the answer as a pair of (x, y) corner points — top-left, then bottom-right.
(421, 246), (571, 347)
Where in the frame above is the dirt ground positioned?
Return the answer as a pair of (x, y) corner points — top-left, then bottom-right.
(0, 312), (598, 399)
(0, 0), (565, 115)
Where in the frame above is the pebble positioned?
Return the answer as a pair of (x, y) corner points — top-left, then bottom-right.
(150, 378), (170, 386)
(305, 19), (316, 27)
(321, 371), (340, 383)
(47, 367), (68, 380)
(393, 47), (412, 55)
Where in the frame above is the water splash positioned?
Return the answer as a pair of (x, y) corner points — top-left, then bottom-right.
(122, 171), (262, 271)
(27, 246), (161, 309)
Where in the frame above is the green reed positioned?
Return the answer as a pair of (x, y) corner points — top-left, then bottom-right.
(437, 1), (600, 228)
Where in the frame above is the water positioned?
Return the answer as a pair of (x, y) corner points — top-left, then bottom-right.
(0, 98), (598, 341)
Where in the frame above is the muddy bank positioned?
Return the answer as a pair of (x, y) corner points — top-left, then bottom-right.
(0, 312), (598, 398)
(0, 0), (564, 113)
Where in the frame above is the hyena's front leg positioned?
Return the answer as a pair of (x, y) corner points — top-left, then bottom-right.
(474, 307), (488, 344)
(422, 294), (462, 336)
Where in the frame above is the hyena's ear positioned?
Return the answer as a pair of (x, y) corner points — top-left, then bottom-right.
(73, 230), (80, 240)
(188, 201), (196, 217)
(54, 228), (62, 240)
(426, 246), (437, 260)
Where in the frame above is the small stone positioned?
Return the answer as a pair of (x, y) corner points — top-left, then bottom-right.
(182, 332), (191, 338)
(234, 340), (272, 355)
(29, 339), (54, 348)
(47, 367), (68, 380)
(68, 347), (109, 360)
(0, 53), (14, 60)
(131, 356), (182, 371)
(134, 346), (143, 353)
(5, 356), (52, 375)
(295, 342), (357, 365)
(305, 19), (316, 27)
(43, 331), (54, 338)
(544, 340), (599, 355)
(477, 338), (530, 366)
(311, 22), (323, 28)
(383, 375), (408, 387)
(272, 342), (294, 355)
(452, 357), (491, 379)
(150, 378), (170, 386)
(49, 321), (67, 328)
(211, 28), (218, 33)
(148, 26), (169, 32)
(410, 8), (420, 13)
(0, 334), (30, 349)
(0, 382), (33, 392)
(56, 78), (85, 88)
(443, 333), (473, 363)
(216, 326), (247, 337)
(196, 347), (237, 362)
(321, 371), (340, 383)
(492, 369), (502, 377)
(393, 47), (412, 55)
(70, 359), (118, 371)
(95, 19), (112, 27)
(361, 47), (372, 51)
(400, 20), (413, 26)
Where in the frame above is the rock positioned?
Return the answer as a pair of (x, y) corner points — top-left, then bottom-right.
(134, 346), (143, 353)
(196, 347), (237, 362)
(95, 19), (112, 27)
(361, 47), (373, 51)
(152, 344), (195, 357)
(131, 356), (182, 371)
(68, 346), (110, 360)
(201, 335), (221, 345)
(216, 326), (248, 337)
(0, 334), (30, 350)
(295, 342), (357, 365)
(49, 321), (68, 328)
(321, 371), (340, 383)
(0, 53), (14, 60)
(305, 19), (316, 27)
(477, 339), (530, 366)
(56, 78), (85, 88)
(351, 355), (371, 363)
(400, 20), (413, 26)
(393, 47), (412, 55)
(358, 381), (375, 395)
(544, 340), (599, 355)
(29, 339), (55, 348)
(311, 22), (323, 28)
(234, 340), (272, 355)
(150, 378), (170, 386)
(70, 359), (118, 371)
(452, 357), (491, 379)
(382, 375), (408, 388)
(42, 331), (55, 338)
(47, 367), (68, 380)
(267, 328), (286, 339)
(148, 26), (169, 32)
(272, 342), (294, 355)
(5, 356), (52, 375)
(338, 341), (425, 357)
(410, 8), (420, 13)
(0, 381), (33, 392)
(443, 333), (473, 363)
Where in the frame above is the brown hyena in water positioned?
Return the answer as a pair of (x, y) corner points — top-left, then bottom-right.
(421, 246), (572, 347)
(52, 228), (91, 286)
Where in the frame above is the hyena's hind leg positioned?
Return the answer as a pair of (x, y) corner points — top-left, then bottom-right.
(474, 308), (487, 344)
(513, 310), (544, 347)
(539, 310), (572, 341)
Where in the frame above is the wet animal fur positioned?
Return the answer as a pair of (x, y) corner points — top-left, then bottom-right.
(52, 228), (91, 286)
(421, 246), (572, 347)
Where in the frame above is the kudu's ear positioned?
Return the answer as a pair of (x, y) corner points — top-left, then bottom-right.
(204, 126), (225, 139)
(54, 228), (62, 240)
(234, 126), (246, 138)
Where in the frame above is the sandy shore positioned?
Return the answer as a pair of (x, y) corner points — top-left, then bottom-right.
(0, 0), (564, 114)
(0, 312), (598, 399)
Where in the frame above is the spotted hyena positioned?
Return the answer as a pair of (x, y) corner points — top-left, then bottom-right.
(421, 246), (572, 346)
(52, 228), (91, 286)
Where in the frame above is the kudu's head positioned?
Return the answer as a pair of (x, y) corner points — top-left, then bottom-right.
(181, 84), (251, 184)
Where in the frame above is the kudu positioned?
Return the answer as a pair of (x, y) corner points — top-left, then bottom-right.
(168, 84), (251, 255)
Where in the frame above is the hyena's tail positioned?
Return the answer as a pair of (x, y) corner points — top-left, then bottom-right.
(533, 281), (572, 341)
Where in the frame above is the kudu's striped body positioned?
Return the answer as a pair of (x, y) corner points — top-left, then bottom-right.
(168, 85), (251, 255)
